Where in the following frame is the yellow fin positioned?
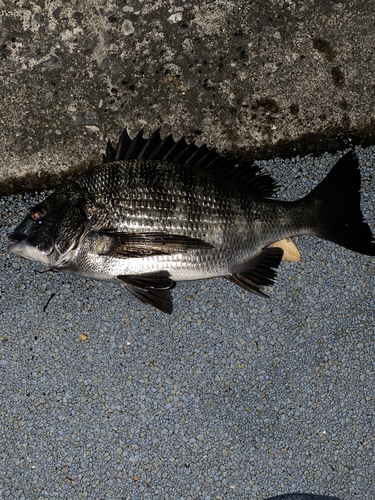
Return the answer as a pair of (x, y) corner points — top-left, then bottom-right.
(270, 238), (300, 262)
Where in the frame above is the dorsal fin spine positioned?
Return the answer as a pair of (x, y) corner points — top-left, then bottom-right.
(104, 128), (278, 198)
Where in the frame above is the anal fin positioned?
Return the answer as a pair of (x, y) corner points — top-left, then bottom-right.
(228, 247), (284, 298)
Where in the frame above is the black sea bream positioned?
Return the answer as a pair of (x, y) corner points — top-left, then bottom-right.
(8, 129), (375, 313)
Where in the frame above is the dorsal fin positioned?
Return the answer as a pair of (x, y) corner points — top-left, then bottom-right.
(103, 128), (278, 197)
(115, 129), (133, 160)
(103, 140), (116, 163)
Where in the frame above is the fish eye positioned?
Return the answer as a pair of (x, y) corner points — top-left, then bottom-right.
(31, 208), (47, 222)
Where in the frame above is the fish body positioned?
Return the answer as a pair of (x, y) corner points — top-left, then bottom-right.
(8, 129), (375, 313)
(60, 160), (312, 281)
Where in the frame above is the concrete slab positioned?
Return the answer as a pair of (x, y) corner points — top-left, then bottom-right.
(0, 0), (374, 194)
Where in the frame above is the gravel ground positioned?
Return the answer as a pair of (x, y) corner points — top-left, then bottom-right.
(1, 148), (374, 500)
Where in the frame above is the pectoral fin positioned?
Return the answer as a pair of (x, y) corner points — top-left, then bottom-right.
(100, 231), (214, 258)
(117, 271), (175, 314)
(228, 247), (284, 298)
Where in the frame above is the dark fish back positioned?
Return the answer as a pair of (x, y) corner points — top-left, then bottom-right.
(73, 158), (243, 239)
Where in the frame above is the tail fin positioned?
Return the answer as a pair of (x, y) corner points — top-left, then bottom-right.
(304, 151), (375, 256)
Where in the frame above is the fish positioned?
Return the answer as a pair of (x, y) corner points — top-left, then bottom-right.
(8, 128), (375, 314)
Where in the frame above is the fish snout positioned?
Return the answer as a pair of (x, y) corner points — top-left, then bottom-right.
(7, 232), (28, 255)
(8, 231), (27, 244)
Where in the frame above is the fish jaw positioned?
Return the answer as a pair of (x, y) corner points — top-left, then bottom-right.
(8, 238), (51, 266)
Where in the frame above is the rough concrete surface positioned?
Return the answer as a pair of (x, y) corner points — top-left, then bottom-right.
(0, 0), (375, 193)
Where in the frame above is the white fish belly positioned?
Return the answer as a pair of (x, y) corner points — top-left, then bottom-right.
(71, 249), (234, 283)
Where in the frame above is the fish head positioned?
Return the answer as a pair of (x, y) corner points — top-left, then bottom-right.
(8, 189), (88, 268)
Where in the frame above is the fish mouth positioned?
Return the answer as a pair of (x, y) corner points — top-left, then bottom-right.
(7, 232), (54, 265)
(8, 231), (26, 243)
(8, 232), (28, 253)
(8, 235), (27, 254)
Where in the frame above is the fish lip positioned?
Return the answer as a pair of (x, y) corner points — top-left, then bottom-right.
(8, 232), (26, 243)
(8, 233), (27, 253)
(7, 243), (18, 253)
(7, 237), (52, 265)
(8, 239), (26, 254)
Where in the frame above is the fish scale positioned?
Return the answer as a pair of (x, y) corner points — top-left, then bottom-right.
(78, 160), (237, 239)
(8, 129), (375, 313)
